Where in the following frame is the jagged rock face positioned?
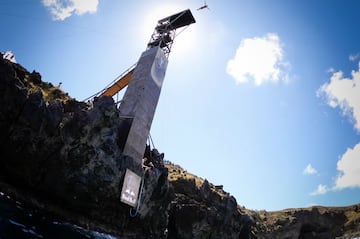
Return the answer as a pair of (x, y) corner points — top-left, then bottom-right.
(0, 57), (170, 238)
(167, 165), (256, 239)
(254, 205), (360, 239)
(0, 57), (124, 204)
(0, 58), (256, 238)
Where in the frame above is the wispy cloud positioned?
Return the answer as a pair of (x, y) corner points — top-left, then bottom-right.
(303, 164), (317, 175)
(42, 0), (99, 21)
(226, 33), (290, 86)
(334, 143), (360, 189)
(349, 52), (360, 62)
(310, 184), (328, 196)
(317, 62), (360, 132)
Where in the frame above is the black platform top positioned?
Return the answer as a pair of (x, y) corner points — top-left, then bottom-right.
(157, 9), (196, 30)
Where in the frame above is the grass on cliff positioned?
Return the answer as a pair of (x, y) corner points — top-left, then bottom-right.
(23, 71), (72, 103)
(166, 163), (230, 198)
(345, 208), (360, 228)
(166, 163), (205, 188)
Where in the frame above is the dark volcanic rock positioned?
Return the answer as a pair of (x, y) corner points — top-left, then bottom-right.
(1, 56), (359, 239)
(253, 205), (360, 239)
(0, 57), (168, 238)
(166, 166), (256, 239)
(0, 56), (256, 238)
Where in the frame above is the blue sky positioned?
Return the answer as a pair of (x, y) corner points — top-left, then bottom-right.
(1, 0), (360, 211)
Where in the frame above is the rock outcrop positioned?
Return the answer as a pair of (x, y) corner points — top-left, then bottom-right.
(0, 56), (359, 239)
(166, 164), (256, 239)
(252, 205), (360, 239)
(0, 56), (255, 238)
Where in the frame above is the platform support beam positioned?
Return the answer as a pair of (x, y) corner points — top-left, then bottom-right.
(118, 46), (168, 167)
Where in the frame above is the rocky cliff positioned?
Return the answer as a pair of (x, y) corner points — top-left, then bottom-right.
(0, 56), (359, 239)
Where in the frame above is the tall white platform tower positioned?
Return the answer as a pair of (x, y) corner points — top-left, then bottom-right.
(118, 9), (196, 170)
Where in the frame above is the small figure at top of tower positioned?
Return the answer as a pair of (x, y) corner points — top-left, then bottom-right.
(196, 1), (210, 11)
(197, 1), (210, 11)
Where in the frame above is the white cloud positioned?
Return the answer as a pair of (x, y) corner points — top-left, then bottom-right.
(349, 53), (360, 62)
(303, 164), (317, 175)
(42, 0), (99, 21)
(226, 33), (289, 86)
(317, 62), (360, 132)
(317, 60), (360, 192)
(334, 143), (360, 189)
(310, 184), (328, 195)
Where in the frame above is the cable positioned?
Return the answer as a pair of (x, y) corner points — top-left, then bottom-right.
(82, 62), (137, 102)
(174, 25), (190, 38)
(149, 133), (156, 150)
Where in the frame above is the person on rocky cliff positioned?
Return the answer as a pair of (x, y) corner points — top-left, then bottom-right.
(142, 156), (160, 176)
(142, 145), (164, 175)
(142, 157), (154, 173)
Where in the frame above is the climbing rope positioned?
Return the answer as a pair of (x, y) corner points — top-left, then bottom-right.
(148, 133), (156, 150)
(129, 133), (157, 217)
